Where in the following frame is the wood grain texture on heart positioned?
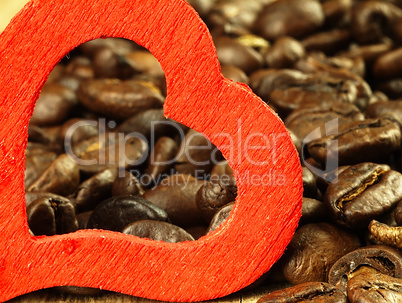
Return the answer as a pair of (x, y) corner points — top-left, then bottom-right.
(0, 0), (303, 302)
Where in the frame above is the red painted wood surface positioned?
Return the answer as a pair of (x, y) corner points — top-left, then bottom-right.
(0, 0), (303, 302)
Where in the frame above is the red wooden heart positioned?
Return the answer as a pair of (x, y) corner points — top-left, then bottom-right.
(0, 0), (302, 301)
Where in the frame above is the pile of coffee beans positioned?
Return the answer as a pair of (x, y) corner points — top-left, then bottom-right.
(25, 0), (402, 301)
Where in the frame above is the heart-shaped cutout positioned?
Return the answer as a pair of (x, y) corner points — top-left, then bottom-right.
(0, 0), (302, 301)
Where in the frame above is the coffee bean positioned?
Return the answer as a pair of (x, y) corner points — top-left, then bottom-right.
(366, 100), (402, 128)
(256, 0), (325, 40)
(28, 154), (80, 197)
(123, 50), (165, 78)
(112, 170), (144, 197)
(215, 36), (263, 74)
(25, 149), (57, 189)
(263, 36), (305, 69)
(143, 174), (205, 228)
(74, 168), (118, 212)
(208, 0), (264, 36)
(328, 245), (402, 293)
(59, 118), (100, 147)
(196, 178), (236, 223)
(30, 83), (78, 126)
(374, 47), (402, 80)
(257, 282), (347, 303)
(27, 197), (78, 236)
(117, 108), (187, 140)
(144, 136), (178, 186)
(338, 41), (394, 65)
(206, 202), (235, 234)
(322, 0), (351, 28)
(347, 266), (402, 303)
(87, 196), (169, 232)
(65, 56), (94, 80)
(351, 1), (402, 44)
(78, 79), (164, 120)
(301, 29), (351, 55)
(300, 197), (329, 225)
(369, 220), (402, 250)
(221, 65), (249, 85)
(255, 0), (325, 40)
(77, 134), (148, 174)
(122, 220), (194, 243)
(174, 129), (219, 177)
(285, 101), (364, 144)
(92, 47), (134, 79)
(281, 222), (360, 284)
(307, 118), (401, 166)
(325, 163), (402, 229)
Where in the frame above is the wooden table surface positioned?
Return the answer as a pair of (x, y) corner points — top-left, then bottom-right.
(7, 284), (289, 303)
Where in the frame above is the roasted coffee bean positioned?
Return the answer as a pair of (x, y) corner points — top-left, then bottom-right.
(255, 0), (325, 40)
(257, 282), (347, 303)
(206, 202), (234, 234)
(221, 65), (249, 85)
(123, 50), (165, 78)
(25, 192), (73, 209)
(59, 118), (100, 147)
(369, 220), (402, 250)
(78, 79), (164, 120)
(321, 0), (352, 28)
(249, 69), (307, 104)
(27, 197), (78, 236)
(215, 36), (263, 74)
(395, 201), (402, 225)
(378, 78), (402, 99)
(300, 198), (328, 225)
(77, 135), (148, 174)
(74, 168), (118, 212)
(325, 163), (402, 229)
(281, 222), (360, 284)
(111, 170), (144, 197)
(122, 220), (194, 243)
(210, 160), (234, 180)
(117, 108), (187, 140)
(185, 226), (208, 240)
(208, 0), (264, 36)
(28, 125), (62, 150)
(79, 38), (138, 58)
(76, 211), (92, 229)
(144, 136), (178, 186)
(30, 83), (78, 126)
(92, 47), (134, 79)
(87, 196), (169, 232)
(374, 47), (402, 80)
(174, 129), (219, 177)
(366, 100), (402, 128)
(144, 174), (205, 228)
(269, 75), (361, 117)
(186, 0), (215, 18)
(28, 154), (80, 197)
(338, 41), (394, 65)
(351, 1), (402, 44)
(196, 178), (236, 223)
(263, 36), (305, 69)
(65, 56), (94, 80)
(301, 29), (351, 55)
(347, 266), (402, 303)
(25, 149), (57, 189)
(285, 101), (364, 144)
(328, 245), (402, 293)
(308, 118), (401, 166)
